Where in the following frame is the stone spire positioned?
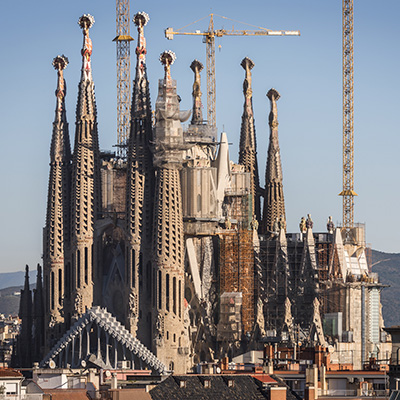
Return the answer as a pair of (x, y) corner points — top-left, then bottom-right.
(70, 14), (101, 319)
(125, 11), (154, 342)
(17, 265), (33, 367)
(190, 59), (204, 124)
(33, 264), (45, 362)
(151, 51), (190, 373)
(239, 57), (261, 222)
(44, 55), (71, 341)
(263, 88), (286, 234)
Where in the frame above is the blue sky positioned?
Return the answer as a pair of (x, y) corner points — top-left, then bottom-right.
(0, 0), (399, 273)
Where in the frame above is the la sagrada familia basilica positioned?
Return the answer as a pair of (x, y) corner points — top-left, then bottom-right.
(15, 12), (390, 374)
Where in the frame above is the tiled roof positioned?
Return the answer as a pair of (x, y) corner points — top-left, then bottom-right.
(42, 389), (90, 400)
(0, 368), (23, 378)
(150, 375), (268, 399)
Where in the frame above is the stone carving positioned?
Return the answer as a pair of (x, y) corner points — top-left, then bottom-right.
(327, 216), (335, 234)
(129, 292), (137, 315)
(279, 214), (286, 231)
(306, 213), (313, 229)
(74, 293), (83, 315)
(299, 217), (306, 233)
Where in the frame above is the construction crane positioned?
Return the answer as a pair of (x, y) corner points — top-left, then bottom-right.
(113, 0), (134, 158)
(339, 0), (357, 242)
(165, 14), (300, 128)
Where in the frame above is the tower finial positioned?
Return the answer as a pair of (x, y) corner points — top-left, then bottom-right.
(52, 55), (69, 112)
(133, 12), (149, 78)
(78, 14), (95, 81)
(241, 57), (255, 100)
(159, 50), (176, 84)
(267, 88), (281, 130)
(190, 59), (204, 124)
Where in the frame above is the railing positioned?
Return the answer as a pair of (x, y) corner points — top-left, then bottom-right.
(319, 389), (389, 397)
(319, 389), (357, 396)
(0, 395), (43, 400)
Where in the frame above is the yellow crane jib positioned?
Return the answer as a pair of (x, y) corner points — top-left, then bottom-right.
(164, 14), (300, 128)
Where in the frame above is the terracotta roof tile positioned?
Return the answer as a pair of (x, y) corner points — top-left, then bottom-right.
(0, 368), (23, 378)
(42, 389), (90, 400)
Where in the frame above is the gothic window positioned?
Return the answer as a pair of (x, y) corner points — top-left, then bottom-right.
(58, 268), (62, 305)
(51, 271), (55, 310)
(158, 270), (162, 309)
(166, 274), (170, 312)
(131, 249), (136, 288)
(65, 262), (71, 299)
(77, 250), (81, 288)
(84, 247), (88, 284)
(173, 277), (177, 315)
(179, 280), (182, 318)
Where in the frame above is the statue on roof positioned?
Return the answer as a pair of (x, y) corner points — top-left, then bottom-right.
(299, 217), (306, 233)
(327, 216), (335, 234)
(306, 213), (313, 229)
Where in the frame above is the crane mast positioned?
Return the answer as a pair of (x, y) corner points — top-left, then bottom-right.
(114, 0), (133, 158)
(340, 0), (357, 242)
(205, 15), (216, 127)
(165, 14), (299, 129)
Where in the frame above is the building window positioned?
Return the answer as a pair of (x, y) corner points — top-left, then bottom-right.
(58, 268), (62, 305)
(131, 249), (136, 288)
(51, 271), (55, 310)
(179, 280), (182, 318)
(77, 250), (81, 288)
(173, 277), (177, 315)
(84, 247), (88, 284)
(166, 274), (170, 312)
(158, 270), (162, 309)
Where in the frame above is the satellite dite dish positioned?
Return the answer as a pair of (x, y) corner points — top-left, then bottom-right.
(81, 360), (87, 368)
(105, 370), (112, 378)
(49, 360), (56, 369)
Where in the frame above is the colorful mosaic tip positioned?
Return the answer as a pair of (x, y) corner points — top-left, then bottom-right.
(133, 11), (150, 27)
(78, 14), (95, 30)
(159, 50), (176, 66)
(52, 55), (69, 71)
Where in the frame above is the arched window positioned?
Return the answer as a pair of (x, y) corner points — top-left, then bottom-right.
(50, 271), (55, 310)
(131, 249), (136, 288)
(158, 270), (162, 309)
(166, 274), (170, 312)
(84, 247), (88, 284)
(77, 250), (81, 288)
(173, 277), (177, 315)
(58, 269), (62, 305)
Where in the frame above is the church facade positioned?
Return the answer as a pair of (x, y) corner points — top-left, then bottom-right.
(15, 12), (390, 373)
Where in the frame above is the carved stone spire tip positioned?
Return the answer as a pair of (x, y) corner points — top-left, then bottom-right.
(241, 57), (254, 70)
(133, 11), (149, 27)
(78, 14), (95, 30)
(160, 50), (176, 81)
(52, 55), (69, 71)
(190, 59), (203, 72)
(159, 50), (176, 66)
(267, 88), (280, 101)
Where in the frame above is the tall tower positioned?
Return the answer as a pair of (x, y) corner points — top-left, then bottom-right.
(43, 55), (71, 342)
(70, 15), (102, 319)
(190, 59), (204, 124)
(17, 266), (33, 367)
(151, 51), (189, 373)
(238, 57), (260, 222)
(125, 12), (154, 344)
(33, 264), (45, 362)
(263, 88), (286, 234)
